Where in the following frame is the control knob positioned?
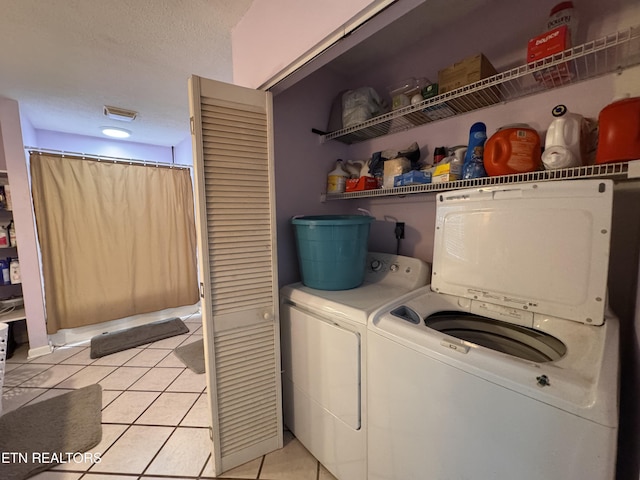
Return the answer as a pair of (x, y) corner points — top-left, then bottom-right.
(370, 259), (383, 271)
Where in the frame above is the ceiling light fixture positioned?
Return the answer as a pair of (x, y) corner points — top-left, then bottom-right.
(103, 105), (138, 122)
(101, 127), (131, 139)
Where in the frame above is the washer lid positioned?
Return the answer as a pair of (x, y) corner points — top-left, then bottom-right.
(432, 180), (613, 325)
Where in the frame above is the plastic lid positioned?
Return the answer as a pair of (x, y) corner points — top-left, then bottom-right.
(496, 123), (531, 130)
(611, 93), (631, 102)
(552, 104), (568, 117)
(291, 215), (374, 226)
(431, 180), (613, 325)
(550, 1), (574, 16)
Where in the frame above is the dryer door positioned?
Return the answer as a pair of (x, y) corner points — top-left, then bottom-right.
(281, 304), (361, 429)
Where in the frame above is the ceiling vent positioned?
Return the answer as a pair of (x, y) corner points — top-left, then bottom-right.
(103, 105), (138, 122)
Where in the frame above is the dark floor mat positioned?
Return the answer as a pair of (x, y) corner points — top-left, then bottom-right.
(90, 317), (189, 358)
(174, 338), (205, 374)
(0, 384), (103, 480)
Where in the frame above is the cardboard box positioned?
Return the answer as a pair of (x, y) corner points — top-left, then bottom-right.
(438, 54), (500, 112)
(527, 25), (573, 86)
(432, 162), (461, 183)
(345, 177), (379, 192)
(393, 170), (432, 187)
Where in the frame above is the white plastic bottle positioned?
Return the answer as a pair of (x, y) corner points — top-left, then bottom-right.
(542, 104), (584, 169)
(450, 146), (467, 180)
(9, 258), (20, 284)
(547, 2), (578, 43)
(327, 160), (349, 194)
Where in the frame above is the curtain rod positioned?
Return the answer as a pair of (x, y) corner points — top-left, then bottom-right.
(24, 146), (192, 170)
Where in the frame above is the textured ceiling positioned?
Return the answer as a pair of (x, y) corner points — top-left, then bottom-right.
(0, 0), (253, 147)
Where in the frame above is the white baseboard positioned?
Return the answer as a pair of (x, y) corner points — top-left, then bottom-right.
(28, 343), (54, 359)
(49, 303), (201, 347)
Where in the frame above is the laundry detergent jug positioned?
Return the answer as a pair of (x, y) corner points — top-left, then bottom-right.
(542, 104), (584, 169)
(484, 124), (542, 176)
(596, 96), (640, 164)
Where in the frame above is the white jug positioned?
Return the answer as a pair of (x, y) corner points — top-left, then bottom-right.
(326, 160), (349, 194)
(542, 105), (584, 169)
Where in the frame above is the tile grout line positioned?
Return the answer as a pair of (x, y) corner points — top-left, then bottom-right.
(48, 332), (194, 477)
(138, 424), (186, 478)
(6, 326), (220, 479)
(135, 356), (207, 477)
(196, 451), (213, 479)
(256, 454), (266, 479)
(99, 335), (205, 477)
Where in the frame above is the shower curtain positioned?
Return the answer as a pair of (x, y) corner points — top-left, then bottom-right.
(30, 153), (199, 334)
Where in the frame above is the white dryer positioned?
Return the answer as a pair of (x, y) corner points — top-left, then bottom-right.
(280, 252), (430, 480)
(367, 180), (620, 480)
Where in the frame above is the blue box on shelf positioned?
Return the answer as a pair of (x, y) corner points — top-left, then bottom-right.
(393, 170), (432, 187)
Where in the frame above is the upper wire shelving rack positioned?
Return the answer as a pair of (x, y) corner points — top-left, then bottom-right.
(320, 25), (640, 145)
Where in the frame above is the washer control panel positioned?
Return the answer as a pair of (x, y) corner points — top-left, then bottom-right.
(365, 252), (430, 289)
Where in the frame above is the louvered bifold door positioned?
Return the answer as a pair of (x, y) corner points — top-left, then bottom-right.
(188, 76), (283, 476)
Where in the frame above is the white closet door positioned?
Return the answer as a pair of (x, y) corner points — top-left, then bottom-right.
(188, 75), (282, 476)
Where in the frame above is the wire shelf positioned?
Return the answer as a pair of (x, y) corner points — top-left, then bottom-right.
(321, 25), (640, 145)
(326, 161), (637, 200)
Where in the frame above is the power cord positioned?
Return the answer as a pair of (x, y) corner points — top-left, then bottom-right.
(395, 222), (405, 255)
(0, 304), (16, 316)
(0, 297), (23, 316)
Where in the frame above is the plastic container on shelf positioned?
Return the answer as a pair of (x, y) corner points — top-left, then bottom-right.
(542, 104), (585, 169)
(291, 215), (374, 290)
(0, 226), (7, 249)
(9, 258), (20, 285)
(462, 122), (488, 179)
(484, 124), (542, 176)
(596, 96), (640, 164)
(387, 77), (429, 110)
(547, 1), (578, 42)
(0, 259), (9, 285)
(326, 160), (349, 194)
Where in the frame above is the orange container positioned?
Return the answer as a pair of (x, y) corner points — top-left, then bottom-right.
(484, 125), (542, 176)
(596, 97), (640, 164)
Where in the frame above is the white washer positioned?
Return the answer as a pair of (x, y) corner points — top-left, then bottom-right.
(280, 252), (430, 480)
(368, 180), (620, 480)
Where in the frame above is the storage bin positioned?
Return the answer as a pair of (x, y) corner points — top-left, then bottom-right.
(0, 322), (8, 415)
(291, 215), (374, 290)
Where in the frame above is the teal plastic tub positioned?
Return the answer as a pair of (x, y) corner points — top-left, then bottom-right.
(291, 215), (374, 290)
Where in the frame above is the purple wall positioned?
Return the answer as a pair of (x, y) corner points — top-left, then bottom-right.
(269, 3), (640, 478)
(34, 129), (174, 163)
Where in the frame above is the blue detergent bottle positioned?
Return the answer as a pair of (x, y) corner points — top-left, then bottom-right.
(0, 258), (9, 285)
(462, 122), (488, 179)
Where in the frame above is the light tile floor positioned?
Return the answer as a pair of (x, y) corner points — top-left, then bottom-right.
(2, 313), (337, 480)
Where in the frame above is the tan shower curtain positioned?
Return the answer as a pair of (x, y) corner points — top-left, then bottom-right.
(30, 153), (199, 334)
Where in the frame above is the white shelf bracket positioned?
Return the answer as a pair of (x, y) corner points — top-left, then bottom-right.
(626, 159), (640, 179)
